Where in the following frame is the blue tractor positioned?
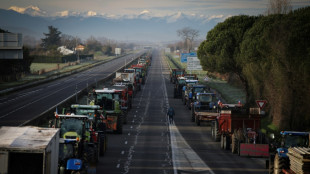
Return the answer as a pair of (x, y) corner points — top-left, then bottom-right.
(268, 131), (309, 174)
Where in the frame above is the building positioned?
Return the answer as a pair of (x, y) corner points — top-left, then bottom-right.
(0, 33), (23, 59)
(75, 44), (85, 52)
(57, 46), (74, 55)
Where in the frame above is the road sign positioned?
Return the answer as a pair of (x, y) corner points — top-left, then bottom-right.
(256, 100), (267, 109)
(187, 56), (202, 70)
(181, 52), (197, 63)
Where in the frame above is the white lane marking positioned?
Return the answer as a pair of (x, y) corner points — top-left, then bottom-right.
(121, 151), (125, 155)
(125, 141), (128, 145)
(0, 85), (82, 119)
(160, 54), (215, 174)
(128, 133), (131, 136)
(0, 89), (43, 105)
(116, 164), (120, 168)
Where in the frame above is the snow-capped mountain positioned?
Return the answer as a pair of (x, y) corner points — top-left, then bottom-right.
(1, 6), (228, 42)
(9, 6), (47, 17)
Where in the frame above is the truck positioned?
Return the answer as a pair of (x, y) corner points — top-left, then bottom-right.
(170, 69), (185, 84)
(94, 88), (123, 134)
(124, 68), (140, 92)
(211, 104), (269, 157)
(191, 93), (219, 126)
(268, 131), (309, 174)
(114, 71), (136, 98)
(0, 126), (59, 174)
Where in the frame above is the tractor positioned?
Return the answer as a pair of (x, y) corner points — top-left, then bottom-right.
(268, 131), (309, 174)
(170, 69), (185, 84)
(191, 92), (218, 125)
(173, 77), (186, 98)
(94, 88), (123, 134)
(70, 104), (107, 156)
(50, 114), (100, 173)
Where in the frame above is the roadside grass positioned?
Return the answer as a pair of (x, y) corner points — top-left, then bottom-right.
(31, 63), (66, 72)
(164, 52), (277, 132)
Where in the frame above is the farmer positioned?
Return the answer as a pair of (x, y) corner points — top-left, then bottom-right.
(167, 107), (175, 124)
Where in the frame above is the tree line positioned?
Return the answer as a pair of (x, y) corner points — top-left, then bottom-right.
(197, 7), (310, 131)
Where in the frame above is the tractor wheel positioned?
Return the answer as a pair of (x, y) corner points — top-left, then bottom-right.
(214, 121), (220, 142)
(99, 133), (105, 156)
(231, 134), (238, 154)
(220, 134), (224, 149)
(225, 136), (230, 150)
(173, 88), (177, 98)
(116, 115), (123, 134)
(187, 101), (191, 110)
(269, 154), (275, 174)
(59, 166), (65, 174)
(196, 116), (200, 126)
(123, 113), (127, 124)
(274, 155), (288, 174)
(191, 109), (195, 122)
(211, 124), (215, 139)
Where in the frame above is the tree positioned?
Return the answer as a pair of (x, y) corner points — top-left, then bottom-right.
(41, 26), (62, 50)
(197, 15), (258, 105)
(61, 34), (80, 50)
(177, 27), (199, 52)
(267, 0), (292, 14)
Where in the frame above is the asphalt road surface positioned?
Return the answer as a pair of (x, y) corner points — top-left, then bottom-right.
(0, 52), (144, 126)
(96, 49), (268, 174)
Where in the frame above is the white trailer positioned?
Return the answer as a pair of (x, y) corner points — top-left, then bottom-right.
(115, 72), (135, 83)
(0, 126), (60, 174)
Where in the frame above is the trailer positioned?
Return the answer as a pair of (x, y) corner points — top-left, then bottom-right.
(0, 126), (59, 174)
(211, 105), (269, 157)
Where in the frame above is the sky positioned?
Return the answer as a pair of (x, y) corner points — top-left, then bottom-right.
(1, 0), (310, 18)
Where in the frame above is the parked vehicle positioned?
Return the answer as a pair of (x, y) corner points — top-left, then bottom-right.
(268, 131), (309, 174)
(170, 69), (185, 84)
(181, 80), (199, 106)
(0, 126), (60, 174)
(174, 77), (187, 98)
(211, 104), (269, 157)
(94, 88), (123, 134)
(52, 114), (100, 168)
(70, 104), (107, 156)
(191, 93), (218, 125)
(185, 84), (208, 110)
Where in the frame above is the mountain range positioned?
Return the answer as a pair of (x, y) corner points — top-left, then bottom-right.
(0, 6), (227, 42)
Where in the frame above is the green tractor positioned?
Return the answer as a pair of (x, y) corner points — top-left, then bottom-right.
(51, 114), (100, 172)
(94, 88), (123, 134)
(70, 104), (107, 156)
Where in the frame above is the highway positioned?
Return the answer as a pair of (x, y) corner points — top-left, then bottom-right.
(96, 50), (268, 174)
(0, 52), (144, 126)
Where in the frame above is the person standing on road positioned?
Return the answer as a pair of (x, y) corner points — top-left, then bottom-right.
(167, 107), (175, 124)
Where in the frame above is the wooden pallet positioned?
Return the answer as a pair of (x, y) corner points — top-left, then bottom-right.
(287, 147), (310, 174)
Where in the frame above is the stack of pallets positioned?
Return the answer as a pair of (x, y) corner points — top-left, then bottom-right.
(287, 147), (310, 174)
